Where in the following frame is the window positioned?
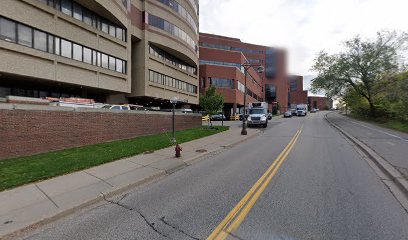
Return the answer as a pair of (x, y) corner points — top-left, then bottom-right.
(111, 106), (120, 110)
(109, 25), (116, 37)
(83, 47), (92, 64)
(61, 0), (72, 16)
(116, 28), (123, 41)
(92, 50), (97, 65)
(73, 43), (82, 61)
(0, 18), (16, 42)
(116, 59), (123, 73)
(109, 56), (115, 70)
(73, 3), (82, 21)
(61, 39), (72, 58)
(101, 20), (109, 33)
(83, 8), (93, 26)
(101, 53), (108, 68)
(34, 30), (47, 51)
(17, 24), (32, 47)
(48, 35), (54, 53)
(55, 37), (60, 55)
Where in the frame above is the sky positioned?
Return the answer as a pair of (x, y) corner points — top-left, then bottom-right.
(199, 0), (408, 94)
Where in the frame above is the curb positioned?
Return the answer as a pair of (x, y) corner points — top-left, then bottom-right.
(324, 113), (408, 198)
(2, 128), (260, 239)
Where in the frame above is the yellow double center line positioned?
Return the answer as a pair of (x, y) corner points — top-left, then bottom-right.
(207, 127), (303, 240)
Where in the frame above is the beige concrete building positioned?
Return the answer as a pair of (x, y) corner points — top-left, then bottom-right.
(0, 0), (199, 107)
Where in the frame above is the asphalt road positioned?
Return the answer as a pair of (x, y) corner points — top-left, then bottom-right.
(23, 112), (408, 240)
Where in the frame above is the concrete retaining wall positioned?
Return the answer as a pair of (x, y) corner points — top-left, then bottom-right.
(0, 103), (201, 160)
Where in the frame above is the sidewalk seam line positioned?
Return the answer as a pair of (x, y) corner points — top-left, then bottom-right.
(83, 171), (115, 187)
(34, 184), (59, 208)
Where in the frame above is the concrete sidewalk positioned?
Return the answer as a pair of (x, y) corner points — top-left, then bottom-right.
(0, 125), (259, 238)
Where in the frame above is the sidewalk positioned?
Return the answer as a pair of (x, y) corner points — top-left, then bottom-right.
(0, 125), (260, 238)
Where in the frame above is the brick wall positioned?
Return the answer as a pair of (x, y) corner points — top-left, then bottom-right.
(0, 104), (201, 160)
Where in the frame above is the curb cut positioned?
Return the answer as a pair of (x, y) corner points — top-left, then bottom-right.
(325, 113), (408, 199)
(1, 128), (260, 239)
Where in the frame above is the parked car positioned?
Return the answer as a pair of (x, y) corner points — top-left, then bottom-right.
(102, 105), (130, 110)
(310, 108), (317, 113)
(283, 111), (293, 118)
(290, 108), (297, 116)
(211, 113), (226, 121)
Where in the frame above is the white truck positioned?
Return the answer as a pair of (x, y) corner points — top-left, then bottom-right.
(247, 102), (269, 128)
(296, 104), (308, 116)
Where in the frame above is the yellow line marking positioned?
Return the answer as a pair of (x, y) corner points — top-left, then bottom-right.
(207, 127), (303, 240)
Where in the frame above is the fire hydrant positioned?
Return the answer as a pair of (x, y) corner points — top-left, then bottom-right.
(175, 144), (182, 158)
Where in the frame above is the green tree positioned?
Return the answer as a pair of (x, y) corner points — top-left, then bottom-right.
(311, 31), (407, 117)
(199, 86), (224, 126)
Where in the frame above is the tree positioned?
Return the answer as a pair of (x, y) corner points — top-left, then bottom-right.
(199, 86), (224, 126)
(311, 31), (407, 117)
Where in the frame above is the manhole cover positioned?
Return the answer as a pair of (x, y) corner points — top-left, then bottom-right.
(196, 149), (207, 153)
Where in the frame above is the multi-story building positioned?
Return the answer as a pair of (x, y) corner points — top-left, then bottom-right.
(308, 96), (333, 110)
(199, 33), (288, 115)
(288, 75), (308, 108)
(0, 0), (199, 107)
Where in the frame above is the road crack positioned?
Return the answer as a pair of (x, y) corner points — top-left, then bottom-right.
(159, 216), (200, 240)
(101, 193), (169, 239)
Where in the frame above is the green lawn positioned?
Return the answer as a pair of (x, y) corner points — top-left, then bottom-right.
(0, 126), (228, 191)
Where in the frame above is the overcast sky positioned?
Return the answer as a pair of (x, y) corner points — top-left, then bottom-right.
(199, 0), (407, 93)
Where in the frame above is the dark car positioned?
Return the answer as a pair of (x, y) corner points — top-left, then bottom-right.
(267, 113), (272, 120)
(211, 113), (226, 121)
(283, 111), (293, 118)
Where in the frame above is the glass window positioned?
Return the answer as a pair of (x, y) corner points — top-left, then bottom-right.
(73, 3), (82, 21)
(61, 0), (72, 16)
(111, 106), (120, 110)
(83, 47), (92, 64)
(122, 61), (126, 73)
(73, 43), (82, 61)
(116, 59), (123, 73)
(116, 28), (123, 41)
(0, 18), (16, 42)
(101, 53), (108, 68)
(101, 19), (109, 33)
(48, 35), (54, 53)
(96, 52), (101, 66)
(61, 39), (72, 58)
(83, 8), (93, 26)
(34, 30), (47, 51)
(122, 106), (129, 110)
(17, 24), (32, 47)
(92, 50), (97, 65)
(109, 56), (115, 70)
(109, 24), (115, 37)
(55, 37), (60, 55)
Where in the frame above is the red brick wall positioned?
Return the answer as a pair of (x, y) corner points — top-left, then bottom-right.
(0, 108), (201, 160)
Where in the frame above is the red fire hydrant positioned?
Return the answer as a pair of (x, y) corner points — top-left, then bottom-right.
(175, 144), (182, 158)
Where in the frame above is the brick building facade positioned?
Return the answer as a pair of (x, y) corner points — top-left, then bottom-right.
(199, 33), (288, 115)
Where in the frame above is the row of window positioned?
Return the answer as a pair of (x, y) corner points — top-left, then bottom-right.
(199, 60), (244, 72)
(237, 81), (263, 102)
(187, 0), (199, 16)
(36, 0), (126, 42)
(149, 70), (197, 94)
(199, 42), (264, 54)
(210, 77), (234, 88)
(149, 45), (197, 75)
(199, 60), (263, 90)
(0, 17), (126, 74)
(148, 14), (197, 52)
(157, 0), (198, 34)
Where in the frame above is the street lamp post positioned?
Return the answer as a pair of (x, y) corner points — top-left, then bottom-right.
(241, 62), (264, 135)
(170, 97), (178, 143)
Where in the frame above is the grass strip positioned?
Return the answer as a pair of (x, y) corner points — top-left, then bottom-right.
(0, 126), (228, 191)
